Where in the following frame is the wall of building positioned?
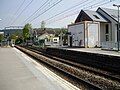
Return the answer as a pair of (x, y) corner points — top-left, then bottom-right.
(68, 21), (100, 48)
(113, 24), (117, 42)
(100, 23), (111, 42)
(68, 22), (84, 47)
(38, 33), (47, 40)
(97, 8), (117, 42)
(87, 23), (99, 47)
(100, 23), (105, 41)
(52, 37), (59, 46)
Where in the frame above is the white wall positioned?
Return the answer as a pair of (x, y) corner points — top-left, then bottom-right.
(100, 23), (111, 42)
(100, 23), (105, 41)
(38, 33), (47, 41)
(52, 37), (59, 46)
(114, 24), (117, 42)
(68, 22), (100, 47)
(68, 23), (84, 46)
(97, 9), (117, 42)
(87, 23), (99, 47)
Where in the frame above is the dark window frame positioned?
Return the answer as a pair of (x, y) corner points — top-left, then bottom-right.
(105, 24), (109, 34)
(54, 39), (57, 41)
(105, 35), (109, 41)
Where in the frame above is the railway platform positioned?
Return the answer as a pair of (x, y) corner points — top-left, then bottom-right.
(50, 46), (120, 57)
(62, 48), (120, 57)
(0, 47), (80, 90)
(46, 46), (120, 74)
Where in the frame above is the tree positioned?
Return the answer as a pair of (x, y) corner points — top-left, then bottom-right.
(0, 35), (3, 42)
(61, 28), (68, 34)
(15, 37), (23, 44)
(11, 34), (17, 39)
(23, 23), (32, 42)
(60, 28), (68, 45)
(14, 30), (23, 38)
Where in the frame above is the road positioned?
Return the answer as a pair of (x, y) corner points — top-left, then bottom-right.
(0, 47), (80, 90)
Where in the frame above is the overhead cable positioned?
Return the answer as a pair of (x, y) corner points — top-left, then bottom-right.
(46, 0), (115, 25)
(44, 0), (89, 22)
(7, 0), (26, 26)
(21, 0), (51, 24)
(11, 0), (34, 25)
(29, 0), (63, 22)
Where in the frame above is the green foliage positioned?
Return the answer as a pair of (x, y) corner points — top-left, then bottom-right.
(0, 35), (3, 42)
(15, 38), (23, 44)
(11, 34), (17, 39)
(23, 23), (32, 41)
(14, 30), (23, 38)
(61, 28), (68, 34)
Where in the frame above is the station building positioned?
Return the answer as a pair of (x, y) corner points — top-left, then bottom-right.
(68, 7), (120, 49)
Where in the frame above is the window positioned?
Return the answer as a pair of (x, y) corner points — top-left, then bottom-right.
(105, 24), (109, 34)
(117, 25), (120, 41)
(54, 39), (57, 41)
(105, 24), (109, 41)
(93, 15), (100, 19)
(106, 35), (109, 41)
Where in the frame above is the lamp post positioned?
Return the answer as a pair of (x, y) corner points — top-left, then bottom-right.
(113, 4), (120, 51)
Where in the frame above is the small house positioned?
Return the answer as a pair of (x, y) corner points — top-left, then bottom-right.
(52, 37), (59, 46)
(38, 31), (54, 47)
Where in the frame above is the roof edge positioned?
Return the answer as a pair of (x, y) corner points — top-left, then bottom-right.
(97, 7), (117, 23)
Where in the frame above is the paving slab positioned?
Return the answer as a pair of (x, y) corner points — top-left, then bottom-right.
(0, 47), (80, 90)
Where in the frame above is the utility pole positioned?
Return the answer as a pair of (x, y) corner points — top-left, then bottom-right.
(59, 29), (63, 46)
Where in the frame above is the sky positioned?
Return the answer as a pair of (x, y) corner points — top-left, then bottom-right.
(0, 0), (120, 29)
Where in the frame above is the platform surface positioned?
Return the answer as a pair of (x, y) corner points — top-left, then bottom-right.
(0, 47), (80, 90)
(63, 48), (120, 57)
(50, 46), (120, 57)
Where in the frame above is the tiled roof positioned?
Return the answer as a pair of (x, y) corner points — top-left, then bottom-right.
(84, 10), (108, 22)
(99, 7), (120, 22)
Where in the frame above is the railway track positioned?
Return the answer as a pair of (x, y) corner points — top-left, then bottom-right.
(26, 46), (120, 81)
(16, 45), (120, 90)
